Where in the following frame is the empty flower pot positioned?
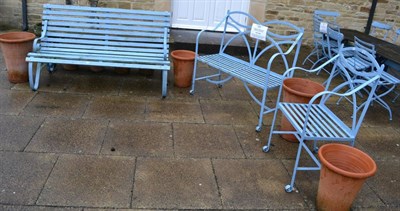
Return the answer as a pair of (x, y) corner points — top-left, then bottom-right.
(317, 143), (377, 211)
(171, 50), (196, 88)
(281, 77), (325, 142)
(0, 31), (35, 83)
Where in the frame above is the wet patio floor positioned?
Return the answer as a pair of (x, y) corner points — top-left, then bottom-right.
(0, 29), (399, 210)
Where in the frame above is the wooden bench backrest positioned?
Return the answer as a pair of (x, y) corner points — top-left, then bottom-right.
(40, 4), (171, 59)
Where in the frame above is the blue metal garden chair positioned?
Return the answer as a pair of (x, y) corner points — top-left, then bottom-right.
(262, 46), (383, 193)
(370, 21), (392, 41)
(302, 10), (340, 67)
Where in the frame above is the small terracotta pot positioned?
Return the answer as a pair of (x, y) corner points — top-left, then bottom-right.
(0, 31), (35, 83)
(171, 50), (196, 88)
(280, 78), (324, 142)
(317, 144), (377, 211)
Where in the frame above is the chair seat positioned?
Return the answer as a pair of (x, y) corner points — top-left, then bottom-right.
(198, 53), (283, 89)
(345, 57), (372, 70)
(279, 103), (353, 140)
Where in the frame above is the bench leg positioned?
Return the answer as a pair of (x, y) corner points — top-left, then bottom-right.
(161, 70), (168, 98)
(28, 62), (42, 91)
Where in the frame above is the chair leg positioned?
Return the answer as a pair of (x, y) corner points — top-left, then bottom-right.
(262, 105), (279, 152)
(28, 62), (42, 91)
(189, 58), (199, 95)
(256, 88), (269, 132)
(286, 139), (305, 193)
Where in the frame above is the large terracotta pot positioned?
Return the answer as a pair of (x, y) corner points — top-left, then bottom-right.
(281, 78), (325, 142)
(0, 32), (35, 83)
(171, 50), (195, 88)
(317, 144), (377, 211)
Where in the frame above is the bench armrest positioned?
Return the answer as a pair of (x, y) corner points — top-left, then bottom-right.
(194, 14), (229, 55)
(32, 21), (48, 52)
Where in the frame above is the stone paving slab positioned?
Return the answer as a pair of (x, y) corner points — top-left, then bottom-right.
(132, 158), (220, 209)
(367, 160), (400, 207)
(37, 155), (136, 208)
(25, 118), (108, 154)
(64, 75), (122, 95)
(213, 159), (307, 209)
(0, 152), (57, 205)
(22, 92), (89, 117)
(119, 78), (166, 97)
(200, 99), (258, 125)
(102, 121), (173, 157)
(146, 99), (204, 123)
(173, 123), (245, 158)
(83, 96), (146, 120)
(357, 126), (400, 161)
(0, 71), (15, 89)
(0, 115), (44, 151)
(0, 89), (35, 115)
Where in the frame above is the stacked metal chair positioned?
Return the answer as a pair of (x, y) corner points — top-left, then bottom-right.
(370, 21), (392, 41)
(302, 10), (340, 68)
(263, 46), (384, 193)
(386, 28), (400, 102)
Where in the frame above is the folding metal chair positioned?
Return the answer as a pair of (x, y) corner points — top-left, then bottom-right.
(302, 10), (340, 67)
(370, 21), (392, 41)
(263, 46), (383, 193)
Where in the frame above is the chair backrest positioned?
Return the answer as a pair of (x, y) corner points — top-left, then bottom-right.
(392, 28), (400, 43)
(353, 36), (376, 70)
(218, 11), (304, 72)
(314, 10), (340, 23)
(324, 25), (343, 58)
(324, 46), (384, 135)
(370, 21), (392, 40)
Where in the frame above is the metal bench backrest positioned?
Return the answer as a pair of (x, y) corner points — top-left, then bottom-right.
(40, 4), (171, 59)
(217, 11), (304, 73)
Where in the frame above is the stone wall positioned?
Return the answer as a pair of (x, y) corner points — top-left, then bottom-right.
(0, 0), (399, 45)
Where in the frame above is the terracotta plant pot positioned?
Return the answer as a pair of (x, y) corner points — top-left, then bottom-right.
(0, 31), (35, 83)
(280, 78), (325, 142)
(171, 50), (196, 88)
(317, 144), (377, 211)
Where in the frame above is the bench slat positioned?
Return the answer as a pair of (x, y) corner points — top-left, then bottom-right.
(46, 32), (165, 43)
(44, 4), (171, 17)
(26, 57), (169, 70)
(46, 26), (167, 38)
(28, 52), (169, 65)
(40, 43), (165, 53)
(46, 21), (167, 33)
(43, 16), (170, 27)
(43, 10), (171, 22)
(42, 38), (166, 48)
(32, 50), (165, 60)
(40, 47), (167, 58)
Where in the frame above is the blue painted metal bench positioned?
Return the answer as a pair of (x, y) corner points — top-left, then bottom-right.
(190, 11), (304, 131)
(26, 4), (171, 97)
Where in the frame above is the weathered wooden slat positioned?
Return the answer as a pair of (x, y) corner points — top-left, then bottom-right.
(43, 10), (171, 22)
(44, 4), (171, 17)
(42, 38), (166, 48)
(28, 52), (169, 65)
(40, 47), (167, 58)
(47, 21), (166, 33)
(46, 32), (165, 43)
(46, 26), (166, 38)
(43, 16), (170, 27)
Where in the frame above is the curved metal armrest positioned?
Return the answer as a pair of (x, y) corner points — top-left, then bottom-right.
(282, 54), (339, 77)
(32, 21), (48, 52)
(194, 14), (228, 55)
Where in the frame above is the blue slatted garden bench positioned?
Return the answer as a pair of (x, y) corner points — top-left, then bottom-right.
(190, 11), (304, 131)
(26, 4), (171, 97)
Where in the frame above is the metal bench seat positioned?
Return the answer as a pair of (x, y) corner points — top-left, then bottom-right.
(26, 4), (171, 97)
(198, 54), (283, 88)
(279, 103), (352, 140)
